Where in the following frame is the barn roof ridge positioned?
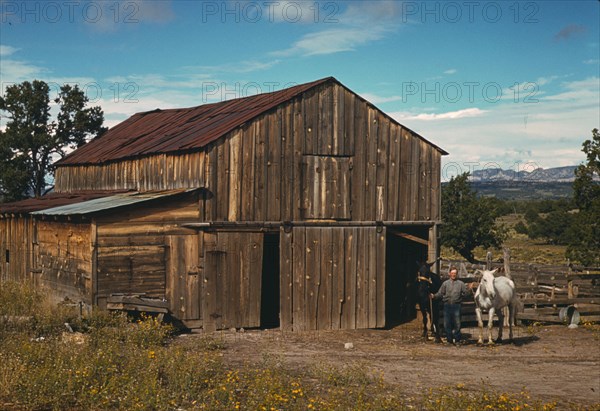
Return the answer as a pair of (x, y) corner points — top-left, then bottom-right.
(56, 76), (446, 166)
(131, 76), (338, 117)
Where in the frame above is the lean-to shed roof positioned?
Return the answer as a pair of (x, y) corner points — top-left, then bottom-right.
(0, 189), (195, 215)
(0, 190), (132, 214)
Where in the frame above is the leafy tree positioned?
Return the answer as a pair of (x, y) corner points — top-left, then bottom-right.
(524, 207), (541, 225)
(441, 172), (507, 263)
(527, 209), (574, 245)
(0, 137), (29, 202)
(0, 80), (105, 200)
(567, 129), (600, 266)
(514, 220), (528, 235)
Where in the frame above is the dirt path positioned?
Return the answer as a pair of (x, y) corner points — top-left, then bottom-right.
(183, 320), (600, 407)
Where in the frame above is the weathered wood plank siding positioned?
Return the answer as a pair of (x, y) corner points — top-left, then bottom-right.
(281, 227), (385, 331)
(94, 193), (199, 308)
(36, 220), (92, 304)
(54, 82), (442, 225)
(0, 216), (35, 284)
(201, 232), (263, 331)
(166, 234), (200, 320)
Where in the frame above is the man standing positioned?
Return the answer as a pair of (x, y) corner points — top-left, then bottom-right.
(431, 267), (470, 345)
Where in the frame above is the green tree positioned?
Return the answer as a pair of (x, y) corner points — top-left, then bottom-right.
(567, 128), (600, 266)
(514, 220), (528, 235)
(441, 172), (507, 262)
(0, 136), (29, 202)
(0, 80), (105, 200)
(527, 209), (574, 245)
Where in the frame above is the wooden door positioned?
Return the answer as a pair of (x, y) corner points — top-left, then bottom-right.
(166, 234), (201, 322)
(202, 232), (263, 331)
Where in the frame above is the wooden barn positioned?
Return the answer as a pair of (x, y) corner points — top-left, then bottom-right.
(0, 77), (447, 331)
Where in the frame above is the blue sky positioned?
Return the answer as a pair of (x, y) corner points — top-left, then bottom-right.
(1, 0), (599, 178)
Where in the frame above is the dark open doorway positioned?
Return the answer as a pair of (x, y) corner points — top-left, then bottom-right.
(260, 233), (280, 328)
(385, 227), (428, 327)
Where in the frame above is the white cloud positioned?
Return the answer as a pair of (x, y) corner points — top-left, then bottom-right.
(184, 59), (282, 74)
(358, 92), (403, 104)
(583, 59), (599, 65)
(0, 45), (19, 56)
(391, 77), (599, 171)
(271, 1), (400, 57)
(0, 58), (45, 84)
(392, 108), (488, 121)
(444, 69), (457, 75)
(272, 27), (387, 57)
(544, 76), (600, 101)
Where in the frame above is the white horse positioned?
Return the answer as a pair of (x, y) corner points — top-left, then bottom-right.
(474, 269), (519, 345)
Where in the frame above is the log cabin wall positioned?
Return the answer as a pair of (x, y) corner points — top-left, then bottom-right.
(53, 82), (442, 225)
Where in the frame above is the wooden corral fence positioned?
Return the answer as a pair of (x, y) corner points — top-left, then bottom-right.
(439, 254), (600, 325)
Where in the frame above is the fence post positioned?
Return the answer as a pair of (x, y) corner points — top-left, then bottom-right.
(502, 248), (512, 326)
(503, 248), (512, 280)
(486, 251), (492, 270)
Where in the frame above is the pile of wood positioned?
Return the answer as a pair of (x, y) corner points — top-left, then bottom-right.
(106, 294), (169, 320)
(439, 259), (600, 325)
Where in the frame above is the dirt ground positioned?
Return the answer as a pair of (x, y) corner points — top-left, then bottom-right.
(181, 318), (600, 408)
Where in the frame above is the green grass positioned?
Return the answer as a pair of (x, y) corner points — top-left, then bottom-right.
(0, 282), (578, 410)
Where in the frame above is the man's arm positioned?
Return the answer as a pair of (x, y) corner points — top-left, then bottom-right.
(431, 281), (446, 300)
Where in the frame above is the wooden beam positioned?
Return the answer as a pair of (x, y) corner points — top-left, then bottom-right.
(182, 220), (440, 229)
(390, 231), (428, 246)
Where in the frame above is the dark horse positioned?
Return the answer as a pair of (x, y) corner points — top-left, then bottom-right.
(416, 258), (442, 340)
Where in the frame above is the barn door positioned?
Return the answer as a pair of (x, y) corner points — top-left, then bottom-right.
(202, 232), (263, 331)
(166, 234), (200, 322)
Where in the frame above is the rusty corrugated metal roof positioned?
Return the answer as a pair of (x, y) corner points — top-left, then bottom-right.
(56, 76), (448, 166)
(56, 77), (333, 166)
(0, 190), (133, 214)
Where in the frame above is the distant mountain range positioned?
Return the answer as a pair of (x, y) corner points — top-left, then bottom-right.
(469, 166), (580, 183)
(442, 166), (597, 199)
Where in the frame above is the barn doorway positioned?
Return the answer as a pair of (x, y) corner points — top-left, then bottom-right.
(260, 233), (280, 328)
(385, 227), (428, 327)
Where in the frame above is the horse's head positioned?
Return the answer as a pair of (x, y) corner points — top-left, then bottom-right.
(478, 269), (497, 298)
(417, 262), (431, 277)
